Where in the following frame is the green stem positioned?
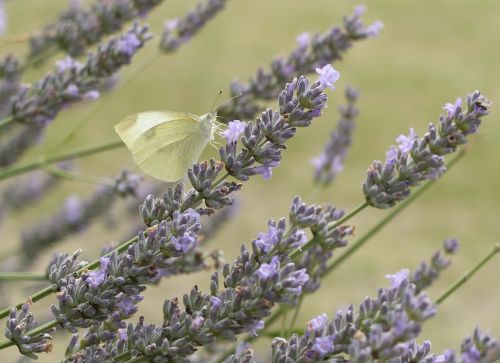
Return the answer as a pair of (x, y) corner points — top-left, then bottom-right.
(124, 356), (148, 363)
(0, 272), (47, 281)
(436, 243), (500, 305)
(288, 295), (303, 336)
(0, 140), (123, 182)
(0, 285), (57, 320)
(0, 115), (14, 129)
(289, 201), (369, 260)
(41, 164), (115, 186)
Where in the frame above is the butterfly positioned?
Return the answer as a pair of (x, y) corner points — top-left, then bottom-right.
(115, 111), (219, 182)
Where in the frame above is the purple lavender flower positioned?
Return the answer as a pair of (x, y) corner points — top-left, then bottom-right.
(85, 257), (110, 288)
(443, 97), (462, 116)
(365, 20), (384, 37)
(222, 120), (247, 143)
(296, 32), (310, 50)
(396, 127), (418, 154)
(256, 257), (280, 280)
(116, 33), (141, 56)
(255, 222), (279, 253)
(312, 336), (334, 356)
(307, 313), (328, 334)
(444, 238), (459, 254)
(385, 269), (410, 288)
(315, 64), (341, 91)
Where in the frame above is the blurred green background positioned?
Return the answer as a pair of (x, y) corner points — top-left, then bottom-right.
(1, 0), (499, 361)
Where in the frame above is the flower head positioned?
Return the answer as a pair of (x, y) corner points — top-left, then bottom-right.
(365, 21), (384, 37)
(296, 32), (310, 50)
(396, 128), (417, 154)
(315, 64), (340, 91)
(443, 97), (462, 116)
(222, 120), (246, 144)
(256, 257), (280, 281)
(385, 268), (409, 289)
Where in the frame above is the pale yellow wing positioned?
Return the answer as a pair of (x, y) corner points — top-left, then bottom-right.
(114, 111), (212, 182)
(114, 111), (203, 147)
(134, 131), (211, 182)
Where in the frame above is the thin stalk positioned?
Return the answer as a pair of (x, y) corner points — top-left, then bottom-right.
(436, 243), (500, 305)
(0, 285), (57, 320)
(0, 115), (14, 129)
(0, 140), (123, 182)
(0, 272), (47, 281)
(40, 164), (115, 187)
(289, 201), (369, 260)
(288, 295), (303, 335)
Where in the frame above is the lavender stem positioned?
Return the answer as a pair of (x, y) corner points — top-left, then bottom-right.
(0, 140), (123, 182)
(0, 272), (47, 281)
(436, 243), (500, 305)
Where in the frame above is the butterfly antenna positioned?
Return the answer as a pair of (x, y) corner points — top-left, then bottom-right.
(210, 90), (224, 113)
(213, 92), (244, 112)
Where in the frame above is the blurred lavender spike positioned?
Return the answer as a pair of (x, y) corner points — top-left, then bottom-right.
(461, 328), (500, 362)
(312, 86), (359, 185)
(4, 303), (54, 360)
(411, 238), (459, 293)
(218, 6), (381, 121)
(363, 91), (491, 209)
(21, 170), (141, 262)
(271, 274), (436, 362)
(160, 0), (228, 53)
(0, 162), (72, 219)
(28, 0), (162, 62)
(0, 23), (151, 166)
(0, 55), (20, 120)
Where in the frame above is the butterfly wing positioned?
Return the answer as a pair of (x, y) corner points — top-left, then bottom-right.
(135, 131), (211, 182)
(115, 111), (211, 182)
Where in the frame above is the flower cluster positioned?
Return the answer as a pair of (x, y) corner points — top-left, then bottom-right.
(28, 0), (162, 61)
(218, 6), (381, 121)
(271, 273), (436, 362)
(64, 201), (314, 361)
(312, 86), (359, 185)
(160, 0), (228, 52)
(21, 170), (141, 261)
(50, 207), (202, 332)
(4, 303), (54, 359)
(363, 91), (491, 209)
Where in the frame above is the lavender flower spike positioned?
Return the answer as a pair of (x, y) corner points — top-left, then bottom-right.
(312, 86), (359, 185)
(271, 272), (437, 362)
(363, 91), (491, 208)
(160, 0), (228, 52)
